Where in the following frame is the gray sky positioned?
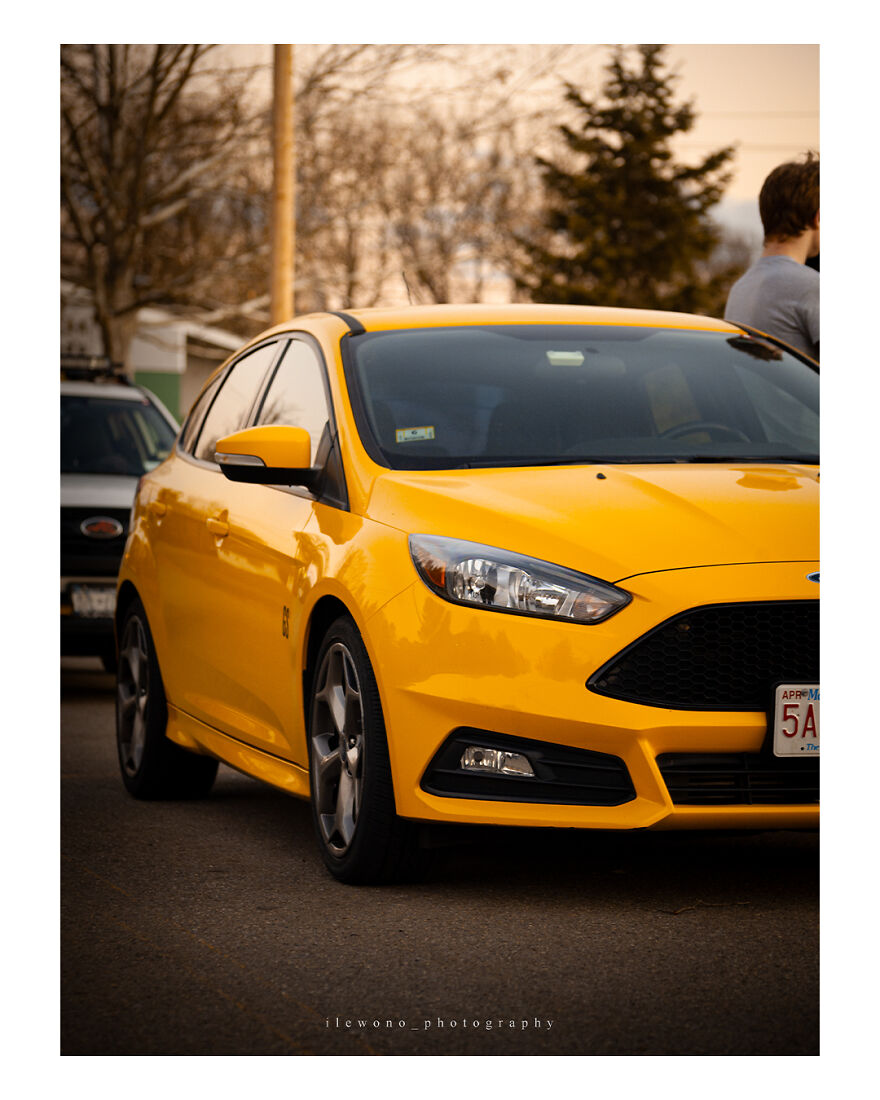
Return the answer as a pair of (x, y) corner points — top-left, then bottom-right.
(657, 45), (818, 200)
(224, 43), (817, 245)
(226, 44), (818, 201)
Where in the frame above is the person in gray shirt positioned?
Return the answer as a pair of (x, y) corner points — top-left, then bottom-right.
(724, 153), (819, 361)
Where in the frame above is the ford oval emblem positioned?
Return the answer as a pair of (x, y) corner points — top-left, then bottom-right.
(807, 571), (820, 583)
(80, 516), (124, 539)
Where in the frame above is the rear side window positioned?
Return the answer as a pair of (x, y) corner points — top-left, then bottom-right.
(193, 342), (280, 463)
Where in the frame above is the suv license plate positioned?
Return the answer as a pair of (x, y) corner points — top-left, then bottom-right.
(70, 584), (117, 618)
(773, 684), (820, 757)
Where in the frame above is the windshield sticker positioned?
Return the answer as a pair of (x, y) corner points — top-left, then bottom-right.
(396, 426), (436, 443)
(546, 350), (584, 366)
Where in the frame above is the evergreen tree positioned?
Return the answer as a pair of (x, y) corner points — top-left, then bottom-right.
(517, 45), (738, 314)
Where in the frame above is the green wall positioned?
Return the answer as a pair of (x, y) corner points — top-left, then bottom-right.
(134, 371), (181, 422)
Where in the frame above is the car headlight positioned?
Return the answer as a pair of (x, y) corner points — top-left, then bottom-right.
(409, 535), (631, 624)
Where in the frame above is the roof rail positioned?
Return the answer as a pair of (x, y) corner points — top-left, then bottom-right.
(60, 354), (128, 382)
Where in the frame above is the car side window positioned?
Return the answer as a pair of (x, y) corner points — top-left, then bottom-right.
(254, 339), (331, 465)
(180, 374), (223, 454)
(193, 343), (280, 463)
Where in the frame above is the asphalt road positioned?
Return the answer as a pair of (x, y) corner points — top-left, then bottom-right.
(61, 657), (819, 1056)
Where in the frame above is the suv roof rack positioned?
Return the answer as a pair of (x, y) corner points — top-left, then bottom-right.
(61, 355), (129, 382)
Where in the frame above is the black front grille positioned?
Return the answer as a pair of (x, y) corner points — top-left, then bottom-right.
(588, 601), (819, 710)
(422, 729), (636, 806)
(61, 507), (129, 576)
(657, 752), (819, 805)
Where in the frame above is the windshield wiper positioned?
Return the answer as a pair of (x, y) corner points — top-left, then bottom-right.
(465, 457), (600, 468)
(405, 454), (820, 470)
(463, 456), (691, 468)
(680, 454), (820, 464)
(460, 456), (724, 468)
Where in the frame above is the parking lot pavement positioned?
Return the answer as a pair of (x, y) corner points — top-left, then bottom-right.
(61, 659), (819, 1056)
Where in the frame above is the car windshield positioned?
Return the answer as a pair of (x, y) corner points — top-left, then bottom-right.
(347, 325), (819, 469)
(61, 394), (177, 476)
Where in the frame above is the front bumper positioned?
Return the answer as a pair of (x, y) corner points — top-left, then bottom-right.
(364, 560), (820, 831)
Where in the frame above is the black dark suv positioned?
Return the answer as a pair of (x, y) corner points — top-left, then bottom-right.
(61, 358), (178, 669)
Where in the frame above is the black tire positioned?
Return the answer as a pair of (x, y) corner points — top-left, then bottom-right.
(307, 615), (419, 884)
(116, 597), (218, 799)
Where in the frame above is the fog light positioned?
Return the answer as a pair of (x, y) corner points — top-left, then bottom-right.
(460, 746), (535, 777)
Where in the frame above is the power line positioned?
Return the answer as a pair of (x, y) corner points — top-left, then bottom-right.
(700, 110), (818, 118)
(678, 141), (819, 152)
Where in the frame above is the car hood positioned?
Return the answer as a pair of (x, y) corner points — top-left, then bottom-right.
(365, 462), (819, 582)
(61, 473), (140, 511)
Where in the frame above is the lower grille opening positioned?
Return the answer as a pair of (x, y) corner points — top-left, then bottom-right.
(588, 600), (819, 710)
(421, 729), (636, 806)
(657, 752), (819, 806)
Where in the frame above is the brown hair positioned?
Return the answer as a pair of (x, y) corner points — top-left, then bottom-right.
(759, 152), (820, 242)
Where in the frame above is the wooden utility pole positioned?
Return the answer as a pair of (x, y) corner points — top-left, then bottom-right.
(270, 44), (294, 323)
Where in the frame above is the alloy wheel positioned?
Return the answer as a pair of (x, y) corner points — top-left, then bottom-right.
(117, 616), (150, 777)
(310, 642), (365, 855)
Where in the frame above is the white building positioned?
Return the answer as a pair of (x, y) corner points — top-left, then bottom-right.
(61, 282), (244, 421)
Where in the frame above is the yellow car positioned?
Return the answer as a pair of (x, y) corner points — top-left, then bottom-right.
(115, 304), (819, 883)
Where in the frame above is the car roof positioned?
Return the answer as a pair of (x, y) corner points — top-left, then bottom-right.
(61, 381), (150, 401)
(336, 303), (743, 333)
(249, 302), (746, 348)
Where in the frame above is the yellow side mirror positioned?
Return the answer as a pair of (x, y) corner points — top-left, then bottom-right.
(214, 425), (315, 487)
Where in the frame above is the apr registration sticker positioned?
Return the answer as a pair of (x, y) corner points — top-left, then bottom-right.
(773, 684), (820, 757)
(396, 426), (436, 443)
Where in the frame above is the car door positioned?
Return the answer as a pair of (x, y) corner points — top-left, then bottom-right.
(149, 340), (286, 733)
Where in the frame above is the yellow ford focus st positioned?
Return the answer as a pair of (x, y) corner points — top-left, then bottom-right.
(115, 304), (819, 883)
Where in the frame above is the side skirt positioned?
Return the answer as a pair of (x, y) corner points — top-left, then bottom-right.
(166, 704), (311, 800)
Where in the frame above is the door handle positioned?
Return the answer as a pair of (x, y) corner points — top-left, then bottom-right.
(206, 514), (229, 537)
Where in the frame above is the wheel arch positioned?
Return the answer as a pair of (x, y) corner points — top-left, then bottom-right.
(301, 594), (356, 727)
(115, 580), (141, 649)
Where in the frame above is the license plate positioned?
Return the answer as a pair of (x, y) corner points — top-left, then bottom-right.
(773, 684), (820, 757)
(70, 584), (117, 618)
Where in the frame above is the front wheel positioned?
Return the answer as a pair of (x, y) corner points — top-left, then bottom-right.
(308, 616), (419, 884)
(116, 597), (218, 799)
